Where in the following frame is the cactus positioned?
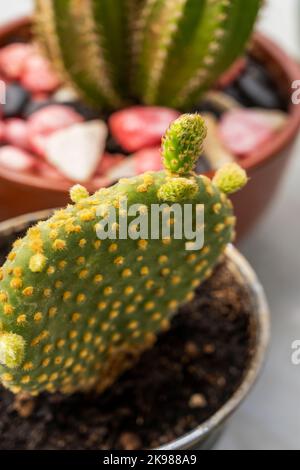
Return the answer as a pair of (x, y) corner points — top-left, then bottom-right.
(0, 114), (247, 396)
(34, 0), (262, 110)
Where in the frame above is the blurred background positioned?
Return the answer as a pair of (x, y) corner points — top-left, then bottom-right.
(1, 0), (299, 450)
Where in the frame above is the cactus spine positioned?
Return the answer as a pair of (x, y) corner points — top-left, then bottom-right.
(34, 0), (262, 110)
(0, 114), (247, 396)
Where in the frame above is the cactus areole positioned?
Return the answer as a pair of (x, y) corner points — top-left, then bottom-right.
(0, 114), (247, 395)
(34, 0), (262, 110)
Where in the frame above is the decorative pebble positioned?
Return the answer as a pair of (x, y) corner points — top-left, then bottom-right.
(106, 156), (136, 181)
(195, 155), (211, 174)
(203, 113), (235, 169)
(90, 175), (111, 189)
(105, 147), (162, 180)
(23, 100), (55, 118)
(52, 86), (79, 103)
(219, 109), (281, 157)
(224, 84), (252, 107)
(0, 146), (36, 172)
(134, 147), (162, 173)
(250, 108), (288, 131)
(109, 106), (180, 152)
(28, 104), (84, 136)
(3, 83), (30, 118)
(0, 43), (34, 80)
(45, 120), (108, 182)
(238, 74), (283, 110)
(0, 121), (5, 142)
(4, 118), (30, 150)
(37, 161), (70, 181)
(28, 105), (84, 156)
(62, 101), (101, 121)
(28, 133), (49, 157)
(238, 59), (285, 110)
(203, 91), (242, 113)
(21, 53), (61, 93)
(106, 134), (128, 155)
(96, 153), (125, 176)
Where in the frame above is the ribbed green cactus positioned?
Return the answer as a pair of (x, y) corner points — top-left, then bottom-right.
(34, 0), (262, 109)
(0, 114), (247, 395)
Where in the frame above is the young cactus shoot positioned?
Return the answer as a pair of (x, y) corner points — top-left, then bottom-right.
(0, 114), (247, 396)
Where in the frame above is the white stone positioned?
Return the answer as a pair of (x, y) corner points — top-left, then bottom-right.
(52, 86), (79, 102)
(251, 109), (288, 132)
(106, 157), (136, 180)
(45, 120), (107, 182)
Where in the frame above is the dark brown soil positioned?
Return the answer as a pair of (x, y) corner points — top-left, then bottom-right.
(0, 246), (255, 450)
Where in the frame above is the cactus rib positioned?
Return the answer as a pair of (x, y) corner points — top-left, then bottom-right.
(34, 0), (262, 109)
(136, 0), (262, 107)
(175, 0), (264, 108)
(35, 0), (125, 108)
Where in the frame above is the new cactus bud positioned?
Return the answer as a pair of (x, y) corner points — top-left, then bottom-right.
(0, 114), (247, 395)
(213, 162), (248, 194)
(34, 0), (262, 109)
(0, 332), (25, 369)
(162, 114), (207, 176)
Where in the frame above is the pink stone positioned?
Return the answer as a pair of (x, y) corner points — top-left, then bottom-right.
(109, 106), (180, 152)
(21, 53), (61, 93)
(4, 118), (30, 150)
(0, 43), (34, 80)
(96, 153), (125, 175)
(37, 161), (69, 181)
(28, 105), (83, 156)
(134, 147), (162, 173)
(106, 147), (162, 180)
(218, 109), (275, 157)
(0, 146), (36, 172)
(0, 121), (6, 142)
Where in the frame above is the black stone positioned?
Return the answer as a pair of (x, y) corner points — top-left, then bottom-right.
(22, 100), (55, 118)
(237, 74), (284, 110)
(195, 155), (212, 174)
(62, 101), (102, 120)
(223, 84), (254, 108)
(3, 82), (30, 118)
(222, 57), (288, 111)
(106, 134), (130, 155)
(247, 58), (273, 85)
(191, 101), (224, 120)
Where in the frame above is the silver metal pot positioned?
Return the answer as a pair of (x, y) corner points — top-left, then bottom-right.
(161, 245), (270, 450)
(0, 212), (270, 451)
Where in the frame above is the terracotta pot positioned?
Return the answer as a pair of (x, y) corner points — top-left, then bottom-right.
(0, 210), (270, 450)
(0, 18), (299, 239)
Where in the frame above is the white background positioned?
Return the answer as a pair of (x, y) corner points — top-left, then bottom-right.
(0, 0), (300, 451)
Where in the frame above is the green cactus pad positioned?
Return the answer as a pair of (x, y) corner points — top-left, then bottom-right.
(0, 114), (246, 395)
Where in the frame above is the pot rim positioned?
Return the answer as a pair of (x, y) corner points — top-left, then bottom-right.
(0, 18), (299, 190)
(0, 210), (270, 451)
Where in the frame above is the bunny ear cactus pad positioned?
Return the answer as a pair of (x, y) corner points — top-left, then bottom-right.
(0, 115), (247, 396)
(34, 0), (262, 109)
